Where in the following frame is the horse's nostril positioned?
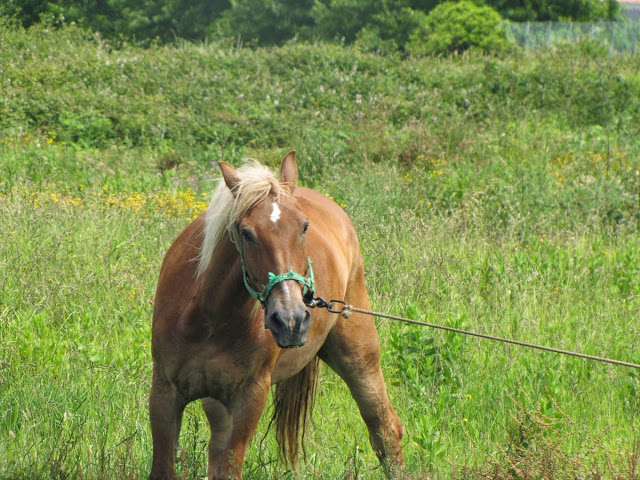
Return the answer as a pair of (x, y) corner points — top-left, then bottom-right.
(269, 311), (284, 329)
(269, 310), (294, 331)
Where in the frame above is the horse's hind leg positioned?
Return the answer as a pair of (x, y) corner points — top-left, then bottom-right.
(149, 369), (186, 480)
(319, 309), (404, 477)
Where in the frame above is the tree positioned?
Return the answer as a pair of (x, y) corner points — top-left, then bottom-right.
(0, 0), (620, 47)
(406, 1), (509, 55)
(0, 0), (231, 42)
(215, 0), (315, 46)
(485, 0), (619, 21)
(308, 0), (379, 43)
(1, 0), (54, 27)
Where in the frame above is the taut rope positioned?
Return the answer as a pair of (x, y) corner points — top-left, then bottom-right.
(307, 297), (640, 370)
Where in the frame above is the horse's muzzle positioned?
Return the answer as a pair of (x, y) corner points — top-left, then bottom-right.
(266, 306), (311, 348)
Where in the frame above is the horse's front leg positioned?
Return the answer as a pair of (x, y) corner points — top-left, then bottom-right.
(149, 369), (186, 480)
(202, 380), (271, 480)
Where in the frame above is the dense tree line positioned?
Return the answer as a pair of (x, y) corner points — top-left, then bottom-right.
(1, 0), (620, 50)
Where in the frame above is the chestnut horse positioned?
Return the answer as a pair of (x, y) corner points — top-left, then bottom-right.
(149, 152), (403, 479)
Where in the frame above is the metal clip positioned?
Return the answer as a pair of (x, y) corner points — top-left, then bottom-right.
(306, 297), (352, 319)
(306, 296), (327, 309)
(326, 300), (347, 314)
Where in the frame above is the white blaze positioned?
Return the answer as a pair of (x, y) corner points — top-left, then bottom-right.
(270, 202), (281, 223)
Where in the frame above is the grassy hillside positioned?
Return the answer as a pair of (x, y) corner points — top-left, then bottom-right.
(1, 21), (640, 479)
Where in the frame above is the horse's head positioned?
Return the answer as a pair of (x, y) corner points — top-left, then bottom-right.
(219, 152), (313, 348)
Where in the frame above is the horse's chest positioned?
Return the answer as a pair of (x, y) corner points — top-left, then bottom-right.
(171, 343), (272, 402)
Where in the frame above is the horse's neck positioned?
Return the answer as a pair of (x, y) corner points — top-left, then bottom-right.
(195, 236), (258, 324)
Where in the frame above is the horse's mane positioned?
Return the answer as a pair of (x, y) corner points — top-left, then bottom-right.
(196, 161), (289, 277)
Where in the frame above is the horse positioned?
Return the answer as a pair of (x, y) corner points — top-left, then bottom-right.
(149, 151), (404, 479)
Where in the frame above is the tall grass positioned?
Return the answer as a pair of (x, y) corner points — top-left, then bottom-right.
(1, 21), (639, 479)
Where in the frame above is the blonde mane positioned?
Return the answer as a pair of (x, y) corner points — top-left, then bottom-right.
(196, 161), (289, 277)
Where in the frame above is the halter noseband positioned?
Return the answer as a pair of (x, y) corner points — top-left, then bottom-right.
(239, 248), (315, 308)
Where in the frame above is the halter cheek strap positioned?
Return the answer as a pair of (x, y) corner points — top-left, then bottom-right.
(240, 252), (315, 308)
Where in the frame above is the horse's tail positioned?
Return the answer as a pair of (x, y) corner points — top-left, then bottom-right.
(273, 356), (320, 467)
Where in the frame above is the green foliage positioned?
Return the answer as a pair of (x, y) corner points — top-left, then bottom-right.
(354, 7), (427, 54)
(2, 21), (638, 171)
(487, 0), (619, 21)
(0, 0), (619, 47)
(308, 0), (437, 52)
(215, 0), (315, 46)
(407, 1), (509, 56)
(0, 0), (51, 27)
(309, 0), (381, 43)
(0, 0), (231, 42)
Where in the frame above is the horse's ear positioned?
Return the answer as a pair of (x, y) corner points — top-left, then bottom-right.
(219, 161), (241, 194)
(280, 150), (298, 194)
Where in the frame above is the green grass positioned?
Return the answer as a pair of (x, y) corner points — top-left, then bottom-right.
(1, 21), (640, 479)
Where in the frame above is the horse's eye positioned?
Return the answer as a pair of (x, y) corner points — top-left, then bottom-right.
(302, 221), (310, 235)
(241, 229), (255, 243)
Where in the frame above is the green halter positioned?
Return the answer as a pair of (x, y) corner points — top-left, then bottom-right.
(240, 251), (315, 308)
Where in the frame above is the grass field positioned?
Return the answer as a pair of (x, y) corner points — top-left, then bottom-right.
(1, 21), (640, 479)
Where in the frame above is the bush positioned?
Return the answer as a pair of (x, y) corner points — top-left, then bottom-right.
(0, 0), (231, 43)
(406, 1), (509, 56)
(354, 7), (427, 54)
(487, 0), (619, 21)
(215, 0), (315, 46)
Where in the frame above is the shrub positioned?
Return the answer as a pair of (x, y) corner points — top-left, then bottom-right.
(214, 0), (315, 46)
(354, 7), (427, 54)
(406, 1), (509, 56)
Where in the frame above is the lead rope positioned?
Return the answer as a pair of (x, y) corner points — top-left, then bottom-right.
(307, 297), (640, 370)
